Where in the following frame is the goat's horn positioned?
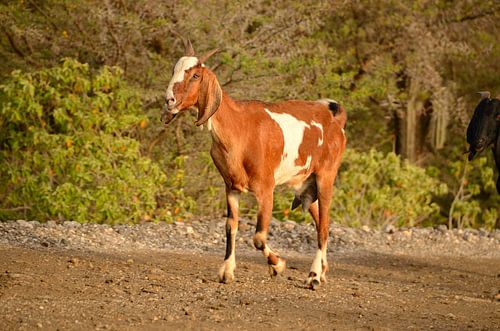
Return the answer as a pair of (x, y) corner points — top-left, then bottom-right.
(198, 48), (219, 64)
(184, 39), (195, 57)
(477, 91), (491, 100)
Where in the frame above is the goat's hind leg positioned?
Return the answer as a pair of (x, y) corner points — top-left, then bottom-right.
(306, 201), (328, 284)
(305, 177), (333, 290)
(218, 190), (240, 283)
(253, 188), (286, 277)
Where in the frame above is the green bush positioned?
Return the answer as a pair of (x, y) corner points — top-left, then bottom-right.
(0, 59), (166, 223)
(330, 149), (447, 228)
(446, 157), (499, 229)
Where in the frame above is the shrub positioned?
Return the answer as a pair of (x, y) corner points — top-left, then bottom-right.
(330, 149), (447, 228)
(446, 156), (499, 229)
(0, 59), (166, 223)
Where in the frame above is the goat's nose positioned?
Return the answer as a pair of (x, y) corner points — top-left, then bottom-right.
(167, 97), (176, 106)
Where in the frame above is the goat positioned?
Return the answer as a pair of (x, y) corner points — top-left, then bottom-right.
(161, 41), (347, 289)
(466, 91), (500, 194)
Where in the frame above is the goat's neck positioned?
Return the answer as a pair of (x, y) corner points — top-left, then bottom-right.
(208, 92), (244, 147)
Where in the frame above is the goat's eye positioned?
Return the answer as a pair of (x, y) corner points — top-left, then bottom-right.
(192, 73), (200, 80)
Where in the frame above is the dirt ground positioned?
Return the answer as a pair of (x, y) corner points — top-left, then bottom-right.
(0, 245), (499, 330)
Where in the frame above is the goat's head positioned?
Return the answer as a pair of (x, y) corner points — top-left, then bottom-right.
(466, 91), (500, 161)
(161, 41), (222, 126)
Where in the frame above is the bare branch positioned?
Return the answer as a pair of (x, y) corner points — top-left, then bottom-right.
(3, 27), (25, 58)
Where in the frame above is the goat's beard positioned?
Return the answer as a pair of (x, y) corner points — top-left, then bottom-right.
(161, 110), (177, 125)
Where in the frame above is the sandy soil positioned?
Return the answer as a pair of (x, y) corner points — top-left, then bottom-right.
(1, 244), (499, 330)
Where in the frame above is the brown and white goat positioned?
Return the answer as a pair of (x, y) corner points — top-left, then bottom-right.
(161, 42), (347, 289)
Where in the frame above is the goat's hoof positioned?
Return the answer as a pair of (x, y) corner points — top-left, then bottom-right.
(305, 272), (321, 290)
(218, 271), (234, 284)
(310, 279), (320, 290)
(268, 257), (286, 277)
(218, 265), (235, 284)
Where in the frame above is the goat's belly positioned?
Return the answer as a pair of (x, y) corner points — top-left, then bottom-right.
(274, 155), (312, 186)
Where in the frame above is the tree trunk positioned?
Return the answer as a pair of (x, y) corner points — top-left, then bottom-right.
(394, 82), (432, 164)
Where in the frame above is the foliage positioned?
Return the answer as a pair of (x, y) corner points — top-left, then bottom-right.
(446, 156), (499, 229)
(0, 1), (499, 228)
(0, 59), (166, 223)
(331, 149), (447, 228)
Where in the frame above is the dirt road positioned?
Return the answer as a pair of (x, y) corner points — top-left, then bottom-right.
(1, 243), (499, 330)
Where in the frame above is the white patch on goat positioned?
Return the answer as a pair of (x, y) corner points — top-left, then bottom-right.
(207, 117), (213, 131)
(265, 109), (311, 185)
(304, 155), (312, 170)
(310, 249), (323, 277)
(166, 56), (199, 103)
(317, 98), (338, 106)
(311, 121), (323, 146)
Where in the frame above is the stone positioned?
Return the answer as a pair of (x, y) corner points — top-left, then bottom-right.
(382, 224), (396, 234)
(437, 224), (448, 233)
(16, 220), (33, 229)
(65, 221), (81, 228)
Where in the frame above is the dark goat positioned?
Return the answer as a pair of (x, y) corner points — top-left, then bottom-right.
(466, 91), (500, 193)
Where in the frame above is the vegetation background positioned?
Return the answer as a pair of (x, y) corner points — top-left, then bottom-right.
(1, 0), (499, 229)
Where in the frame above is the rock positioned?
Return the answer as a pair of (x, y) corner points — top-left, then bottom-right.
(401, 230), (412, 238)
(186, 226), (195, 235)
(16, 220), (33, 229)
(437, 225), (448, 233)
(466, 228), (478, 235)
(463, 233), (474, 242)
(361, 225), (370, 233)
(68, 257), (80, 266)
(478, 228), (488, 237)
(382, 224), (396, 234)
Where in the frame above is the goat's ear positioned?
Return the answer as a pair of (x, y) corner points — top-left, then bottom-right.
(195, 70), (222, 126)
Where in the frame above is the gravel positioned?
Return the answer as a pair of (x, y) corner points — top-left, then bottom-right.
(1, 218), (499, 258)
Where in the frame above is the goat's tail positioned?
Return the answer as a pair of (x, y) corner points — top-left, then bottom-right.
(318, 99), (347, 129)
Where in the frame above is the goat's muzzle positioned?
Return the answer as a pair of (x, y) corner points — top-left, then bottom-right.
(467, 144), (485, 161)
(468, 148), (477, 161)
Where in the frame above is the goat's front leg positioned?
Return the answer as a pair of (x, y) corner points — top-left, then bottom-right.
(218, 190), (240, 283)
(305, 177), (333, 289)
(253, 188), (286, 277)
